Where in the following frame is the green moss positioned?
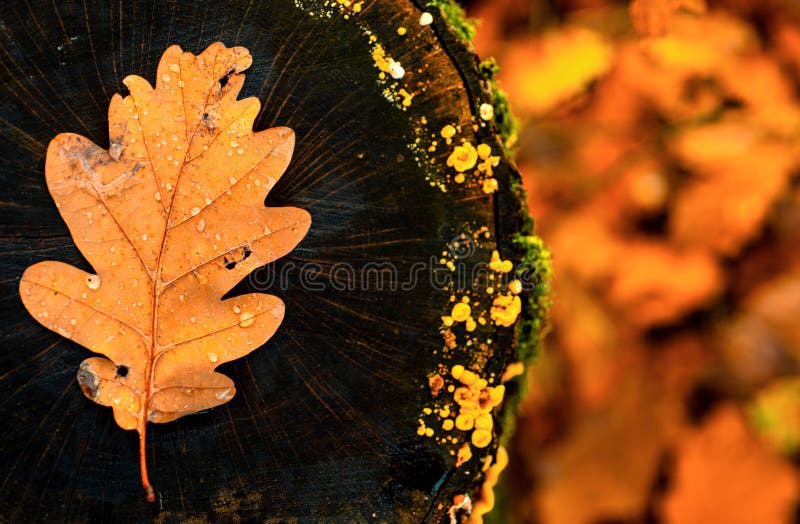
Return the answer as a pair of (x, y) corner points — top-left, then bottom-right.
(479, 58), (519, 153)
(427, 0), (478, 41)
(513, 234), (552, 362)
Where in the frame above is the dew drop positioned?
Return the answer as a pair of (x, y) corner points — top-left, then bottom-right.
(215, 387), (232, 400)
(239, 312), (256, 328)
(196, 218), (206, 232)
(207, 352), (218, 363)
(154, 192), (161, 201)
(85, 274), (101, 290)
(161, 73), (171, 82)
(229, 176), (237, 185)
(233, 305), (241, 314)
(190, 207), (201, 216)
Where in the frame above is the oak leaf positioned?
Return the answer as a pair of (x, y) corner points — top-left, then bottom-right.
(660, 405), (799, 524)
(18, 42), (311, 501)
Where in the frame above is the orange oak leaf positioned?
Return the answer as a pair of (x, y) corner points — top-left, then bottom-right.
(18, 42), (311, 501)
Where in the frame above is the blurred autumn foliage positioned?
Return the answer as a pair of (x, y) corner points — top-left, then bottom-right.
(465, 0), (800, 522)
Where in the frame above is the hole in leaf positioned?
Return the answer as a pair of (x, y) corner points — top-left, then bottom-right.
(116, 365), (129, 378)
(218, 69), (234, 88)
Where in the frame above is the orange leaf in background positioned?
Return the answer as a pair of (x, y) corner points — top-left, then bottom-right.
(499, 27), (613, 115)
(660, 405), (799, 524)
(607, 243), (721, 326)
(534, 350), (688, 524)
(18, 42), (311, 501)
(630, 0), (707, 37)
(670, 123), (795, 256)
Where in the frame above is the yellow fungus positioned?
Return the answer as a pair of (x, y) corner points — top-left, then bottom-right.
(451, 364), (465, 380)
(508, 279), (523, 294)
(489, 385), (506, 406)
(459, 370), (478, 387)
(478, 155), (501, 177)
(489, 250), (513, 273)
(425, 427), (434, 437)
(440, 125), (456, 139)
(451, 302), (471, 322)
(454, 387), (473, 405)
(479, 103), (494, 121)
(456, 442), (472, 467)
(447, 142), (478, 172)
(442, 419), (455, 431)
(465, 317), (477, 332)
(423, 407), (432, 415)
(490, 294), (522, 327)
(441, 315), (454, 327)
(455, 413), (474, 431)
(397, 26), (407, 36)
(477, 143), (492, 159)
(482, 178), (498, 194)
(471, 429), (492, 448)
(470, 446), (508, 523)
(417, 425), (427, 436)
(501, 363), (525, 382)
(475, 413), (493, 430)
(398, 88), (414, 108)
(429, 373), (445, 396)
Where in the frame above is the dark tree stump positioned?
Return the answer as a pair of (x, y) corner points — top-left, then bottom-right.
(0, 1), (547, 521)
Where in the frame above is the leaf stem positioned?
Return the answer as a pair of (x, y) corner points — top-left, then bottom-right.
(139, 426), (155, 502)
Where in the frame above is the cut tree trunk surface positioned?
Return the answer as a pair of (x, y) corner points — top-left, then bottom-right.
(0, 1), (546, 522)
